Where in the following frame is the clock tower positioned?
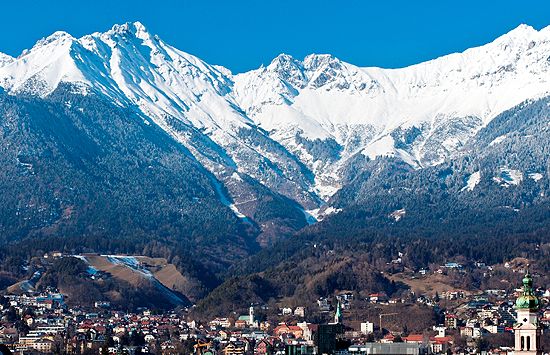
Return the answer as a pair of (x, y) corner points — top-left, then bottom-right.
(514, 268), (542, 355)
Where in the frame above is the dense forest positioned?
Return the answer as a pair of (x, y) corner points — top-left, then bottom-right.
(0, 88), (549, 314)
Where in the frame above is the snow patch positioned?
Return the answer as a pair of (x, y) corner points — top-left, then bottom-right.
(210, 176), (250, 221)
(461, 171), (481, 192)
(71, 255), (98, 275)
(389, 209), (406, 221)
(528, 172), (543, 182)
(361, 136), (395, 160)
(493, 168), (523, 187)
(230, 172), (243, 182)
(303, 209), (319, 225)
(489, 135), (507, 146)
(324, 206), (342, 216)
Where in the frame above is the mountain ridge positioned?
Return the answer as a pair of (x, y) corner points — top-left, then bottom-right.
(0, 21), (548, 223)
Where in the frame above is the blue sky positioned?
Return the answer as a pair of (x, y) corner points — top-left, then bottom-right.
(1, 0), (549, 73)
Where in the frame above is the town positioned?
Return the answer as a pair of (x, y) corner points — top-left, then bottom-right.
(0, 257), (548, 355)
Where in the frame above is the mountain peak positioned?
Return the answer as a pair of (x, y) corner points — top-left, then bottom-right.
(264, 53), (307, 89)
(33, 31), (75, 50)
(267, 53), (302, 71)
(509, 23), (536, 35)
(108, 21), (152, 40)
(492, 24), (539, 47)
(303, 53), (342, 70)
(0, 52), (14, 67)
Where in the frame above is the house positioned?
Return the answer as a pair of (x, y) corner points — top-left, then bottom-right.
(210, 317), (232, 328)
(336, 292), (354, 302)
(281, 307), (293, 316)
(317, 298), (331, 312)
(294, 307), (306, 318)
(368, 292), (388, 303)
(483, 325), (504, 334)
(444, 262), (463, 269)
(460, 326), (474, 337)
(445, 314), (458, 329)
(297, 322), (316, 341)
(223, 341), (246, 355)
(431, 338), (451, 354)
(32, 339), (54, 353)
(259, 322), (271, 332)
(235, 320), (247, 329)
(273, 324), (303, 339)
(403, 334), (427, 344)
(254, 339), (272, 354)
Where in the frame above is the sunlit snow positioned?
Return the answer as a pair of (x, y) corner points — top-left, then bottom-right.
(461, 171), (481, 192)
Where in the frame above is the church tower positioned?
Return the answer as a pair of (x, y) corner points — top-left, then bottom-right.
(249, 305), (254, 325)
(334, 301), (343, 324)
(514, 268), (542, 355)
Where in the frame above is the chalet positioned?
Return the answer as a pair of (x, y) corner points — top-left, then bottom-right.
(368, 292), (388, 303)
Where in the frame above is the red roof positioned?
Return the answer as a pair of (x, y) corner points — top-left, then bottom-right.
(431, 336), (453, 343)
(404, 334), (425, 342)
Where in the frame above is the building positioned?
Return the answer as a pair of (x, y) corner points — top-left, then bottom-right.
(285, 343), (315, 354)
(316, 324), (344, 355)
(334, 301), (343, 324)
(249, 306), (255, 325)
(444, 314), (458, 329)
(348, 343), (420, 355)
(223, 341), (246, 355)
(514, 270), (542, 355)
(294, 307), (306, 318)
(254, 339), (272, 354)
(360, 322), (374, 335)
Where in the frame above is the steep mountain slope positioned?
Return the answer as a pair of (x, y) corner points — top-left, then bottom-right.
(0, 53), (13, 67)
(0, 23), (319, 222)
(233, 24), (550, 200)
(0, 85), (259, 271)
(327, 95), (550, 231)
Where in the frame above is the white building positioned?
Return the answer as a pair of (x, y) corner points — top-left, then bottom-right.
(360, 322), (374, 334)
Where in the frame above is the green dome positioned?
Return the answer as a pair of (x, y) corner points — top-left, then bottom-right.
(515, 271), (540, 310)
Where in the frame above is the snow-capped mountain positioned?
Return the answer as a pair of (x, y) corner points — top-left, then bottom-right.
(0, 22), (320, 224)
(1, 22), (549, 221)
(232, 24), (550, 197)
(0, 53), (13, 67)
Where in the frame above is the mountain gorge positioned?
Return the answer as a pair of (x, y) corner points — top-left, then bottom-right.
(0, 22), (549, 306)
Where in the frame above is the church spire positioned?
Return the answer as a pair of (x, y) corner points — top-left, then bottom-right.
(334, 300), (342, 324)
(515, 265), (540, 311)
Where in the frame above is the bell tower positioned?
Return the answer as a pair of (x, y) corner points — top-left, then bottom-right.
(514, 267), (542, 355)
(249, 305), (254, 325)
